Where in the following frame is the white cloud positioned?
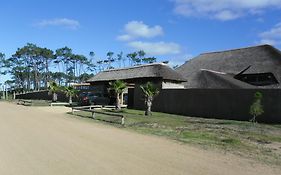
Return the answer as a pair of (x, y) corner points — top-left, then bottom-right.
(117, 21), (163, 41)
(36, 18), (80, 29)
(117, 21), (183, 56)
(256, 17), (265, 23)
(128, 41), (181, 55)
(260, 39), (277, 45)
(168, 54), (193, 67)
(259, 22), (281, 45)
(173, 0), (281, 21)
(214, 10), (241, 21)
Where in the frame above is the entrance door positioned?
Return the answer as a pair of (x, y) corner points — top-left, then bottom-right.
(127, 88), (135, 109)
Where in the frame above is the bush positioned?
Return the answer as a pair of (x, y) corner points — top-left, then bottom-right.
(249, 92), (264, 123)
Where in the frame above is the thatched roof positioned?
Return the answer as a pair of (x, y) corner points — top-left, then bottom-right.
(176, 45), (281, 88)
(87, 63), (186, 83)
(199, 69), (255, 89)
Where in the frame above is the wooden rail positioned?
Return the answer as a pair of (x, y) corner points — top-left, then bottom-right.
(17, 99), (32, 106)
(71, 106), (125, 125)
(50, 102), (70, 107)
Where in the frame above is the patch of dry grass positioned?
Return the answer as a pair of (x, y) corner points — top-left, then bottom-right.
(71, 109), (281, 166)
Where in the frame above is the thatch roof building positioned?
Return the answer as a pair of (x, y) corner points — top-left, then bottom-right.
(176, 45), (281, 88)
(87, 63), (186, 87)
(87, 63), (187, 107)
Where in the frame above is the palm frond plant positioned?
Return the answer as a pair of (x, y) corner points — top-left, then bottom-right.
(48, 81), (60, 102)
(109, 80), (127, 110)
(140, 82), (159, 116)
(64, 86), (78, 104)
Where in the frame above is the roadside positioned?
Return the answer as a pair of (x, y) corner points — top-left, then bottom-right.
(2, 101), (280, 175)
(71, 108), (281, 167)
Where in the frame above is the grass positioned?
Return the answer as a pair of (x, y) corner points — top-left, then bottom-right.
(71, 108), (281, 166)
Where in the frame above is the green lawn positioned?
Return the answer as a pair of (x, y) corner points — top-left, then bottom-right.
(71, 108), (281, 166)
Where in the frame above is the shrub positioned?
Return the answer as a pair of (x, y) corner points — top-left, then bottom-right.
(249, 92), (264, 123)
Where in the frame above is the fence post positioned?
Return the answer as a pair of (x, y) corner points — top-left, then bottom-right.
(92, 112), (96, 119)
(121, 116), (125, 125)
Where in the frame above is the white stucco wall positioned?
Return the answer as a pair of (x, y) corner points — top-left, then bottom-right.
(162, 82), (185, 89)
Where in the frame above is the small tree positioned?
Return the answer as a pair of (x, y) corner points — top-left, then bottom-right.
(48, 81), (60, 102)
(140, 82), (159, 116)
(109, 80), (127, 110)
(64, 86), (78, 104)
(249, 92), (264, 123)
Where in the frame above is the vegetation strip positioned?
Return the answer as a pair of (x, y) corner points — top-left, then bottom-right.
(70, 108), (281, 166)
(72, 106), (125, 125)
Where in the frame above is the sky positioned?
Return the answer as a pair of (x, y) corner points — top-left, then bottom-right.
(1, 0), (281, 83)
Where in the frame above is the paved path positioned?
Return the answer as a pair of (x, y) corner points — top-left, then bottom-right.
(0, 102), (279, 175)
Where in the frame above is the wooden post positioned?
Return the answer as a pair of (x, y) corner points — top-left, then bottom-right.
(72, 108), (74, 115)
(121, 116), (125, 125)
(92, 112), (96, 119)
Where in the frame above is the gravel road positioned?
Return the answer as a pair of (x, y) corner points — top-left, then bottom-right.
(0, 102), (279, 175)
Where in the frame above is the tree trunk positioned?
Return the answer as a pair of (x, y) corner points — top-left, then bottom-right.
(45, 60), (49, 89)
(69, 96), (72, 104)
(145, 96), (153, 116)
(34, 63), (39, 91)
(116, 93), (121, 110)
(2, 85), (5, 100)
(250, 115), (257, 124)
(120, 92), (124, 105)
(53, 93), (57, 102)
(33, 79), (36, 91)
(27, 72), (31, 91)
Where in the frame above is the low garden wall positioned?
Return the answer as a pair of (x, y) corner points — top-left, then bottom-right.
(16, 89), (281, 123)
(133, 89), (281, 123)
(15, 90), (71, 102)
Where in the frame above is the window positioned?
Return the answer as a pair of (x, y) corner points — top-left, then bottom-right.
(235, 72), (279, 86)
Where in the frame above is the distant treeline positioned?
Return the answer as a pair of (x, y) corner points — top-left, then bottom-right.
(0, 43), (157, 91)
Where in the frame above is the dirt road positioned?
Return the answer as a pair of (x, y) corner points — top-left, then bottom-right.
(0, 102), (279, 175)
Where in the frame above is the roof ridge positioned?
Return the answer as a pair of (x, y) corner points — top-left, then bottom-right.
(102, 62), (168, 72)
(201, 69), (226, 75)
(199, 44), (273, 55)
(87, 62), (186, 82)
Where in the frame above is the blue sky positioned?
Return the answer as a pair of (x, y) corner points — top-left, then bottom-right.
(1, 0), (281, 73)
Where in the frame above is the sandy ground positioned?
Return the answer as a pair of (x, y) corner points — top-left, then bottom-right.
(0, 102), (279, 175)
